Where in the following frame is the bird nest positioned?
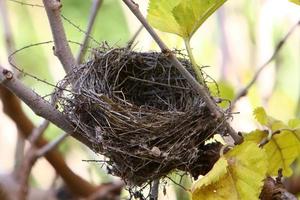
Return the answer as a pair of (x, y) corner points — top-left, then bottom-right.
(59, 47), (226, 185)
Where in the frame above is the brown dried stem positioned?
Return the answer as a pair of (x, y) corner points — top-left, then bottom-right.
(42, 0), (75, 72)
(76, 0), (103, 64)
(121, 0), (242, 144)
(231, 20), (300, 109)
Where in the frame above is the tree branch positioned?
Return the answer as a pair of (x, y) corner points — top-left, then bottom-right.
(0, 65), (97, 197)
(231, 20), (300, 109)
(42, 0), (75, 73)
(76, 0), (103, 64)
(121, 0), (242, 144)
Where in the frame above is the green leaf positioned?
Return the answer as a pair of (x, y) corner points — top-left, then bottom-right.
(172, 0), (227, 38)
(147, 0), (227, 39)
(147, 0), (181, 37)
(192, 142), (267, 200)
(289, 0), (300, 5)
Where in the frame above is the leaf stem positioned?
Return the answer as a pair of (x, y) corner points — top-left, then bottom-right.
(184, 38), (204, 85)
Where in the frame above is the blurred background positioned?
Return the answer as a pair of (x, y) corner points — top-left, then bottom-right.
(0, 0), (300, 199)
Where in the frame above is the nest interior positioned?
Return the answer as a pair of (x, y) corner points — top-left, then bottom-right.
(60, 47), (225, 185)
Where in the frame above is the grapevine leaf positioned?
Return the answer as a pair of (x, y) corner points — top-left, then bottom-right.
(147, 0), (227, 39)
(192, 142), (267, 200)
(289, 0), (300, 5)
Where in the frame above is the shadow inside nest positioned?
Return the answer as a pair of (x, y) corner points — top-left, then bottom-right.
(59, 47), (225, 185)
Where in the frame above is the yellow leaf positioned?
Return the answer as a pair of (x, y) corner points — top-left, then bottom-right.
(245, 130), (300, 177)
(253, 107), (287, 130)
(288, 119), (300, 129)
(264, 130), (300, 176)
(244, 130), (267, 144)
(192, 142), (267, 200)
(289, 0), (300, 5)
(147, 0), (227, 39)
(253, 107), (268, 126)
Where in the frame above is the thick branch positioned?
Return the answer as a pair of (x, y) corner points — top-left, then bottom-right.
(76, 0), (103, 64)
(122, 0), (242, 144)
(42, 0), (75, 72)
(0, 66), (96, 197)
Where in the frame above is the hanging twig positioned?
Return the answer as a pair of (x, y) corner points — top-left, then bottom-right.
(121, 0), (242, 144)
(76, 0), (103, 64)
(231, 20), (300, 109)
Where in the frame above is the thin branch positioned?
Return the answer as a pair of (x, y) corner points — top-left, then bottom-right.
(17, 147), (37, 200)
(18, 130), (69, 200)
(121, 0), (242, 144)
(17, 119), (51, 200)
(14, 133), (25, 173)
(42, 0), (75, 73)
(76, 0), (103, 64)
(127, 25), (143, 48)
(28, 120), (50, 143)
(231, 20), (300, 109)
(36, 132), (69, 157)
(0, 0), (15, 55)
